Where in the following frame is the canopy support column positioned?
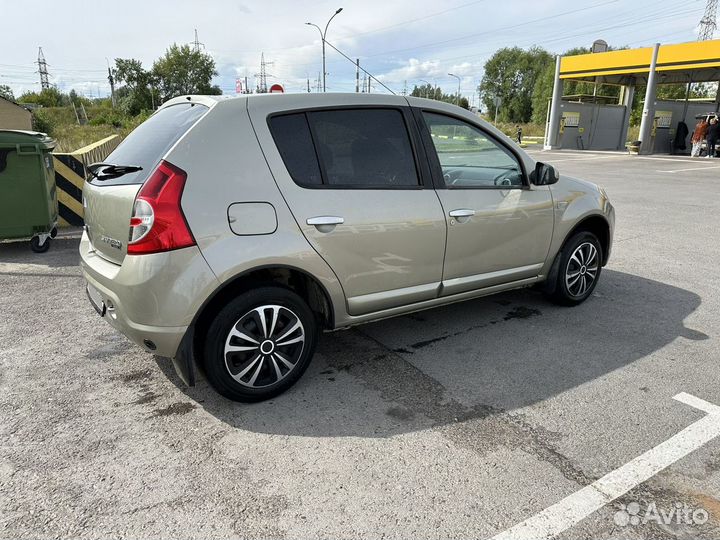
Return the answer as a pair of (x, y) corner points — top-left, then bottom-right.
(638, 43), (660, 155)
(618, 81), (635, 151)
(544, 55), (563, 150)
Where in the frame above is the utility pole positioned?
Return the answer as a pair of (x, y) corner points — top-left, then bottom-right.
(307, 77), (311, 93)
(305, 8), (343, 92)
(449, 73), (461, 106)
(361, 73), (367, 93)
(699, 0), (718, 40)
(106, 58), (116, 108)
(36, 47), (50, 90)
(191, 29), (205, 52)
(402, 80), (407, 96)
(355, 59), (360, 93)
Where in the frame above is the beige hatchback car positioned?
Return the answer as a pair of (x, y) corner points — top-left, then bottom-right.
(81, 93), (614, 402)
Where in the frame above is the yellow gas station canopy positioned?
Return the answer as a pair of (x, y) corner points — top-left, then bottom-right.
(560, 40), (720, 85)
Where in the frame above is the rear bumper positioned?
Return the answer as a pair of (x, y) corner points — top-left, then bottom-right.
(79, 231), (219, 358)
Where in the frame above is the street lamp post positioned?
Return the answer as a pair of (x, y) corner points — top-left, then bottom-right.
(448, 73), (461, 106)
(419, 79), (432, 99)
(306, 8), (343, 93)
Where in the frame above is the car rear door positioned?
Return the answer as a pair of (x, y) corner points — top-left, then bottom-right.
(413, 106), (554, 296)
(249, 96), (446, 316)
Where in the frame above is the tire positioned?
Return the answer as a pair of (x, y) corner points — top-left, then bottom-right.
(545, 231), (603, 306)
(30, 236), (50, 253)
(203, 286), (318, 402)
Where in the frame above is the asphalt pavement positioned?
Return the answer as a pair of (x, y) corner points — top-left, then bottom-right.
(2, 150), (720, 539)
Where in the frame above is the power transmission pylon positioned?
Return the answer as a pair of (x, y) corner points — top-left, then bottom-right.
(699, 0), (718, 40)
(191, 29), (205, 52)
(255, 53), (273, 93)
(36, 47), (50, 90)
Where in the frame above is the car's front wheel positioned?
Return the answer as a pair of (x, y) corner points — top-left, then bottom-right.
(546, 231), (603, 306)
(203, 286), (317, 402)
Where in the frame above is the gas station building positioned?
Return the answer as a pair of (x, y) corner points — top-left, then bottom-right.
(544, 39), (720, 154)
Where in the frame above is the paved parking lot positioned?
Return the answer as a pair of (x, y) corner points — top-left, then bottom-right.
(2, 150), (720, 539)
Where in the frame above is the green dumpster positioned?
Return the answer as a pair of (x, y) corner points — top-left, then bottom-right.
(0, 130), (59, 253)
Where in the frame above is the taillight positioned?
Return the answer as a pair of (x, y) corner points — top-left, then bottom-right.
(127, 160), (195, 255)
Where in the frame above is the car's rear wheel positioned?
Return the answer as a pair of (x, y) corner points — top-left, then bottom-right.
(203, 286), (317, 402)
(546, 231), (603, 306)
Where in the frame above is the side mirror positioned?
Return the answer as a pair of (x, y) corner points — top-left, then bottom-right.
(531, 161), (560, 186)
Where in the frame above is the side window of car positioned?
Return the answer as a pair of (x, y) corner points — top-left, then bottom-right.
(422, 112), (524, 188)
(268, 113), (323, 185)
(269, 108), (420, 188)
(308, 109), (419, 188)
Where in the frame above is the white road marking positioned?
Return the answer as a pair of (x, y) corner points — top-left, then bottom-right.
(489, 392), (720, 540)
(542, 156), (623, 163)
(656, 165), (720, 173)
(527, 153), (714, 165)
(637, 156), (710, 163)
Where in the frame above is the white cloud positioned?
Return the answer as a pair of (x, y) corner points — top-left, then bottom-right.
(0, 0), (701, 99)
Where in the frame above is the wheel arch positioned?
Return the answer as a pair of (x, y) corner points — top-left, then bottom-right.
(176, 264), (336, 386)
(561, 214), (611, 266)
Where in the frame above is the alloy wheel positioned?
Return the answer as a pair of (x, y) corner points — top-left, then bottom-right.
(565, 242), (599, 298)
(224, 305), (305, 388)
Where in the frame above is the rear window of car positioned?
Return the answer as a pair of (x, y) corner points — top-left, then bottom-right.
(89, 102), (208, 186)
(268, 108), (420, 188)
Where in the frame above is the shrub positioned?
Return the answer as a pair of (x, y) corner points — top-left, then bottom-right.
(31, 110), (55, 135)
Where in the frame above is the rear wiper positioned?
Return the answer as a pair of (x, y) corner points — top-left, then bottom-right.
(88, 162), (143, 181)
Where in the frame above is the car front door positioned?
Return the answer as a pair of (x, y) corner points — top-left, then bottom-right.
(250, 98), (447, 316)
(416, 109), (555, 296)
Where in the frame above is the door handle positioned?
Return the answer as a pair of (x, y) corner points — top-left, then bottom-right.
(307, 216), (344, 233)
(449, 209), (475, 217)
(307, 216), (344, 226)
(449, 209), (475, 223)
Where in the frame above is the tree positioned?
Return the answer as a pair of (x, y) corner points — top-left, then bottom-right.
(0, 85), (14, 101)
(114, 58), (156, 115)
(479, 46), (553, 123)
(152, 44), (221, 102)
(410, 84), (470, 109)
(628, 83), (714, 126)
(18, 88), (67, 107)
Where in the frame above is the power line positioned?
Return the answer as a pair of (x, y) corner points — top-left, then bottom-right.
(331, 0), (490, 40)
(323, 40), (395, 94)
(361, 0), (621, 59)
(258, 0), (680, 73)
(374, 3), (699, 70)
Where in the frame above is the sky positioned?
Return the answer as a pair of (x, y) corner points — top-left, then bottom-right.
(0, 0), (709, 105)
